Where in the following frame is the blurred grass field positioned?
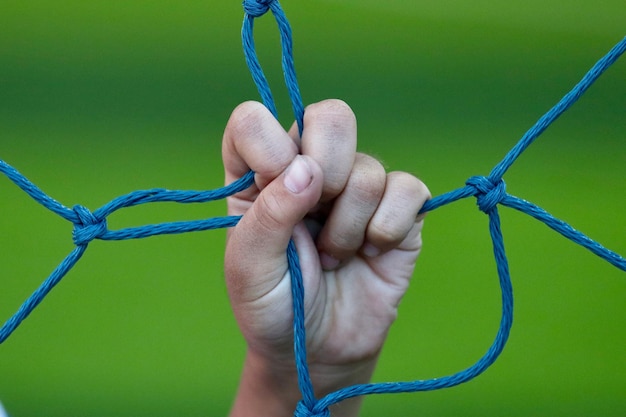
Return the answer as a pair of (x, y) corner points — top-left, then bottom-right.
(1, 1), (625, 416)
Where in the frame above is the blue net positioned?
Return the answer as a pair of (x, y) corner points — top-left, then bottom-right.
(1, 1), (624, 415)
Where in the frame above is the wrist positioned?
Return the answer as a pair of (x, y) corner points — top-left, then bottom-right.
(229, 349), (301, 417)
(230, 348), (380, 417)
(309, 356), (378, 417)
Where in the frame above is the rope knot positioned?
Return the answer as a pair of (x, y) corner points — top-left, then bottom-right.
(243, 0), (276, 17)
(72, 205), (107, 246)
(294, 401), (329, 417)
(466, 176), (506, 213)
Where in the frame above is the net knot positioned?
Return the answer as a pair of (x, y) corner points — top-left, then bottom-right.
(243, 0), (275, 18)
(294, 401), (329, 417)
(72, 204), (107, 246)
(466, 175), (506, 213)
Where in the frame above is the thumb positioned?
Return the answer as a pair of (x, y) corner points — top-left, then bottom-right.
(225, 155), (323, 303)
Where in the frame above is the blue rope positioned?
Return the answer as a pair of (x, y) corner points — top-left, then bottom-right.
(0, 164), (253, 343)
(240, 1), (626, 415)
(242, 0), (305, 134)
(0, 0), (624, 415)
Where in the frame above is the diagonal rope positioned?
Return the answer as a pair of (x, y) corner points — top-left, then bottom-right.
(0, 1), (624, 416)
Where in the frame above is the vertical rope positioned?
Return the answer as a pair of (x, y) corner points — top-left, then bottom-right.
(242, 0), (305, 135)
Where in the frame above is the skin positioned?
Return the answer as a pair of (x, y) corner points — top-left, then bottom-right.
(222, 99), (431, 417)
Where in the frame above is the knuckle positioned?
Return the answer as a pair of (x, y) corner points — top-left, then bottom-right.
(325, 228), (362, 253)
(367, 171), (429, 247)
(368, 218), (407, 246)
(304, 99), (356, 125)
(252, 190), (288, 233)
(224, 101), (299, 187)
(350, 154), (386, 199)
(226, 101), (270, 141)
(388, 171), (431, 200)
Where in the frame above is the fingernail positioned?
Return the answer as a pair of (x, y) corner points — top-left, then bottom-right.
(362, 243), (381, 258)
(319, 252), (340, 270)
(284, 155), (313, 194)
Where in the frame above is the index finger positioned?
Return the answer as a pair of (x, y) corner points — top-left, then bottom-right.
(222, 101), (300, 196)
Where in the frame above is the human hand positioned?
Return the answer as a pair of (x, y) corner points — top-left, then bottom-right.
(223, 100), (430, 417)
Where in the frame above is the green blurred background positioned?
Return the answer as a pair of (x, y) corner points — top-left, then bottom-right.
(1, 1), (624, 416)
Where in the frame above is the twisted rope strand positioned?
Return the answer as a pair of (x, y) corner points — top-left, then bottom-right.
(242, 0), (305, 133)
(288, 240), (317, 409)
(0, 246), (87, 344)
(0, 2), (624, 416)
(0, 160), (79, 223)
(243, 0), (317, 405)
(487, 37), (626, 183)
(501, 195), (626, 271)
(310, 205), (514, 411)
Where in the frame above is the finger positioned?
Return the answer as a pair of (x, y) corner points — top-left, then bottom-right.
(363, 172), (431, 256)
(300, 99), (357, 201)
(315, 153), (387, 270)
(222, 101), (299, 195)
(225, 155), (323, 304)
